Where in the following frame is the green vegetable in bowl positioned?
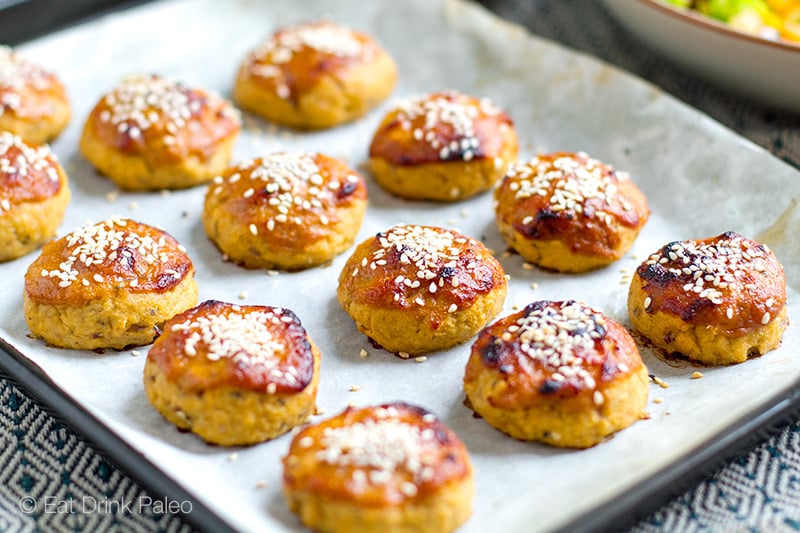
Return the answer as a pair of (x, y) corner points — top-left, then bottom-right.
(701, 0), (769, 21)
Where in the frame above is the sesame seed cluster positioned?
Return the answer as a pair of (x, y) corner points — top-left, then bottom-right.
(97, 75), (238, 145)
(211, 152), (359, 234)
(507, 152), (631, 227)
(0, 46), (50, 113)
(509, 301), (614, 390)
(309, 407), (439, 493)
(247, 22), (364, 100)
(393, 91), (500, 162)
(0, 132), (60, 212)
(643, 234), (775, 323)
(353, 224), (476, 309)
(38, 216), (183, 289)
(169, 306), (303, 391)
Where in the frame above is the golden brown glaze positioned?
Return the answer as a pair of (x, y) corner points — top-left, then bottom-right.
(636, 232), (786, 337)
(206, 152), (367, 249)
(338, 224), (505, 314)
(147, 300), (315, 393)
(0, 46), (67, 121)
(283, 403), (471, 507)
(24, 217), (193, 305)
(0, 132), (63, 206)
(82, 75), (240, 167)
(240, 21), (384, 103)
(369, 90), (515, 166)
(465, 300), (644, 409)
(494, 152), (649, 260)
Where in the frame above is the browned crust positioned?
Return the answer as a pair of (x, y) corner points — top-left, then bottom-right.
(465, 300), (645, 409)
(204, 152), (367, 252)
(0, 140), (64, 205)
(494, 152), (649, 260)
(238, 21), (388, 103)
(81, 75), (240, 168)
(368, 91), (515, 166)
(634, 232), (787, 336)
(0, 77), (67, 121)
(283, 402), (472, 507)
(24, 218), (193, 305)
(337, 225), (505, 311)
(147, 300), (315, 393)
(0, 48), (70, 143)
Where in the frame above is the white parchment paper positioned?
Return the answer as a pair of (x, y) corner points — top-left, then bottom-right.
(1, 0), (799, 530)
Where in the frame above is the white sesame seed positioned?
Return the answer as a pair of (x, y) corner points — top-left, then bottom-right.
(400, 482), (418, 497)
(503, 301), (609, 390)
(643, 234), (774, 308)
(507, 153), (626, 227)
(98, 75), (239, 146)
(247, 23), (364, 91)
(390, 91), (500, 162)
(414, 356), (427, 363)
(315, 414), (440, 486)
(652, 376), (669, 389)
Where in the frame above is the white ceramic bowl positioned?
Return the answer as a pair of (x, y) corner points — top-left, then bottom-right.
(602, 0), (800, 113)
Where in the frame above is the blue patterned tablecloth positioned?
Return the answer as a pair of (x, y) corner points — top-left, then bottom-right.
(2, 1), (800, 531)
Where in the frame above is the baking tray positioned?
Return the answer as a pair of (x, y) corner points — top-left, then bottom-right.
(0, 0), (150, 45)
(1, 0), (799, 531)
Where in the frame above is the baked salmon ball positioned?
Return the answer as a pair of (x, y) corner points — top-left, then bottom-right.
(145, 300), (320, 446)
(23, 217), (198, 350)
(494, 152), (649, 272)
(465, 300), (649, 449)
(80, 74), (241, 191)
(369, 90), (518, 201)
(234, 20), (397, 129)
(628, 232), (788, 365)
(338, 224), (507, 355)
(0, 46), (70, 144)
(0, 132), (70, 262)
(283, 402), (473, 533)
(203, 151), (367, 270)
